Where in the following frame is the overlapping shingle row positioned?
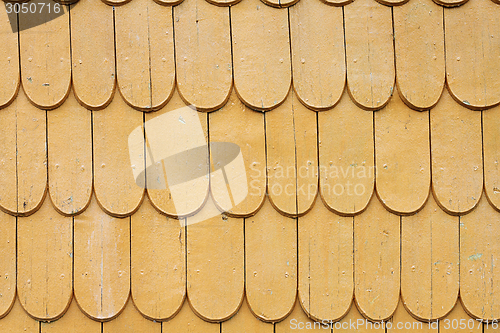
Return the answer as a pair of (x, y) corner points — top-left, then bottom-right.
(0, 0), (500, 329)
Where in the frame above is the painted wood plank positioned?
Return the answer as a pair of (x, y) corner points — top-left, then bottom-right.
(162, 300), (220, 333)
(266, 95), (296, 216)
(101, 0), (131, 8)
(401, 194), (459, 320)
(17, 87), (47, 216)
(388, 301), (438, 332)
(0, 9), (19, 109)
(266, 92), (317, 216)
(42, 299), (100, 333)
(70, 0), (115, 110)
(145, 89), (209, 217)
(298, 198), (353, 321)
(245, 199), (297, 322)
(0, 210), (15, 318)
(445, 0), (500, 109)
(19, 3), (70, 109)
(439, 300), (482, 332)
(187, 197), (244, 321)
(48, 91), (92, 215)
(231, 0), (291, 111)
(260, 0), (298, 7)
(289, 0), (345, 110)
(393, 0), (445, 110)
(154, 0), (184, 4)
(483, 105), (500, 210)
(433, 0), (468, 7)
(354, 196), (399, 321)
(460, 195), (500, 320)
(209, 90), (266, 216)
(0, 98), (17, 213)
(0, 298), (39, 333)
(375, 87), (430, 214)
(93, 93), (144, 217)
(344, 0), (395, 110)
(222, 298), (273, 333)
(42, 299), (101, 333)
(337, 304), (385, 332)
(376, 0), (409, 5)
(103, 298), (161, 333)
(74, 196), (130, 320)
(131, 197), (185, 320)
(174, 0), (232, 111)
(430, 89), (482, 214)
(318, 91), (374, 215)
(321, 0), (354, 5)
(276, 300), (327, 332)
(115, 0), (175, 111)
(18, 197), (72, 320)
(206, 0), (241, 5)
(293, 93), (319, 216)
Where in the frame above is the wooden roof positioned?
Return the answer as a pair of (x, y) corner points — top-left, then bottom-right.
(0, 0), (500, 330)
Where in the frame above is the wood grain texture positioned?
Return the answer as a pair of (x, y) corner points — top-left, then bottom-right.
(101, 0), (131, 8)
(375, 87), (430, 214)
(376, 0), (409, 5)
(0, 298), (39, 333)
(321, 0), (354, 5)
(48, 91), (92, 215)
(209, 90), (266, 216)
(293, 93), (319, 216)
(260, 0), (299, 7)
(93, 93), (144, 217)
(18, 197), (72, 320)
(483, 105), (500, 210)
(401, 195), (459, 320)
(266, 92), (317, 216)
(394, 0), (445, 110)
(0, 9), (19, 109)
(74, 197), (130, 320)
(344, 0), (395, 110)
(131, 197), (185, 321)
(145, 89), (209, 217)
(19, 5), (71, 109)
(0, 210), (15, 318)
(337, 304), (385, 332)
(174, 0), (232, 111)
(231, 0), (291, 111)
(298, 198), (353, 321)
(115, 0), (175, 111)
(222, 298), (273, 333)
(460, 195), (500, 320)
(354, 196), (399, 320)
(389, 301), (438, 332)
(318, 91), (374, 215)
(206, 0), (241, 5)
(430, 89), (483, 214)
(289, 0), (345, 110)
(439, 300), (481, 332)
(275, 300), (325, 332)
(246, 199), (297, 322)
(186, 197), (244, 322)
(162, 300), (220, 333)
(433, 0), (468, 7)
(71, 0), (115, 110)
(445, 0), (500, 109)
(103, 298), (161, 333)
(0, 98), (17, 213)
(41, 299), (101, 333)
(16, 88), (47, 216)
